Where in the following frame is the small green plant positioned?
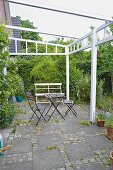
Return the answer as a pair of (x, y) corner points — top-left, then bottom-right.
(0, 102), (16, 128)
(79, 120), (90, 126)
(96, 113), (105, 121)
(45, 145), (57, 151)
(12, 124), (17, 134)
(105, 115), (113, 128)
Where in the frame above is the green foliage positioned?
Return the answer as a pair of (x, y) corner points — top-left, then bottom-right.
(21, 19), (42, 41)
(0, 24), (9, 51)
(17, 59), (34, 92)
(77, 74), (90, 103)
(0, 24), (22, 127)
(96, 113), (105, 121)
(76, 51), (91, 74)
(53, 56), (66, 92)
(105, 115), (113, 128)
(97, 42), (113, 95)
(11, 124), (17, 134)
(30, 57), (57, 83)
(0, 102), (16, 128)
(96, 79), (111, 110)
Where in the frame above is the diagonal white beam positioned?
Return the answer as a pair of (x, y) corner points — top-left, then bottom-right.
(5, 25), (78, 40)
(4, 0), (113, 22)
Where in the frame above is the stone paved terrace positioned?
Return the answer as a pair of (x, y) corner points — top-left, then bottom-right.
(0, 101), (113, 170)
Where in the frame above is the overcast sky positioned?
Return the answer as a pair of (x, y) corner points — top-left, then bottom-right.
(9, 0), (113, 41)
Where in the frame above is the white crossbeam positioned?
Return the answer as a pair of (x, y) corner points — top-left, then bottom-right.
(9, 53), (66, 56)
(68, 22), (113, 55)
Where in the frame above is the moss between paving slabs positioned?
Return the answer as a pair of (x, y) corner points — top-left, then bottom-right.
(45, 145), (58, 151)
(79, 120), (90, 126)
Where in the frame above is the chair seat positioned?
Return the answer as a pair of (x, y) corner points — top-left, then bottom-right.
(36, 103), (48, 110)
(64, 100), (77, 117)
(64, 100), (74, 104)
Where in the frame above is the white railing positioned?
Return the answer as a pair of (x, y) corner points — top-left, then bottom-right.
(34, 83), (63, 103)
(68, 21), (113, 55)
(9, 37), (66, 56)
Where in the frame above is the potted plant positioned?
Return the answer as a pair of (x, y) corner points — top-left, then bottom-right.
(105, 115), (113, 140)
(110, 151), (113, 169)
(96, 113), (105, 127)
(16, 82), (24, 103)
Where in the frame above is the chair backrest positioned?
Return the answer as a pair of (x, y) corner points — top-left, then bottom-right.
(26, 95), (36, 109)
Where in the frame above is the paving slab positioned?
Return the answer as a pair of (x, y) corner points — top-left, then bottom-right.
(33, 149), (65, 170)
(65, 142), (94, 161)
(37, 133), (63, 148)
(0, 162), (32, 170)
(42, 124), (61, 133)
(74, 163), (104, 170)
(6, 138), (32, 155)
(86, 135), (113, 151)
(16, 125), (35, 136)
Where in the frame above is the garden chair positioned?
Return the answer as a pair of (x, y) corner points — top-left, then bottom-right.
(26, 95), (48, 126)
(64, 100), (77, 117)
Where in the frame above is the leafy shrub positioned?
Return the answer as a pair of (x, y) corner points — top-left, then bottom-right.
(0, 24), (22, 128)
(30, 57), (57, 83)
(96, 113), (105, 121)
(17, 59), (34, 92)
(77, 75), (90, 103)
(0, 102), (16, 128)
(96, 80), (111, 110)
(105, 115), (113, 128)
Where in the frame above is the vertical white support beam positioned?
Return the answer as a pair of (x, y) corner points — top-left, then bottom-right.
(3, 47), (7, 76)
(90, 29), (97, 123)
(66, 47), (70, 101)
(55, 46), (57, 53)
(46, 44), (47, 53)
(15, 40), (17, 53)
(26, 41), (28, 53)
(36, 42), (37, 53)
(3, 67), (7, 75)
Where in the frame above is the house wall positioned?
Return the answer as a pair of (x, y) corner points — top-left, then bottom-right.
(0, 0), (11, 24)
(0, 0), (6, 23)
(9, 16), (21, 53)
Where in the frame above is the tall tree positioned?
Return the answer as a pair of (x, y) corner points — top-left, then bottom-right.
(21, 19), (42, 41)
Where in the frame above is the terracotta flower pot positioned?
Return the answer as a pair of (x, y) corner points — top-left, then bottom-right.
(110, 151), (113, 169)
(107, 128), (113, 140)
(97, 120), (105, 127)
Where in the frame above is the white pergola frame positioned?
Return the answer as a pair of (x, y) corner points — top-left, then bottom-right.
(5, 16), (113, 123)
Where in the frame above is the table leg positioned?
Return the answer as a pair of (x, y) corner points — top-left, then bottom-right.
(48, 98), (65, 121)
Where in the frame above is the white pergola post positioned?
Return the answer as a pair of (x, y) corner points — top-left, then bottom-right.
(90, 29), (97, 123)
(66, 47), (69, 101)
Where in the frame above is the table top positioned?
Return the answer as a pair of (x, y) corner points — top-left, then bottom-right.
(45, 93), (64, 99)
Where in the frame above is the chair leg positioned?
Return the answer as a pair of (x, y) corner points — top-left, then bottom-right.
(28, 112), (35, 123)
(37, 110), (47, 122)
(44, 104), (52, 116)
(65, 103), (77, 117)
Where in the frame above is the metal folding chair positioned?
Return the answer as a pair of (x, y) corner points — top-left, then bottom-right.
(26, 95), (47, 126)
(64, 100), (77, 117)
